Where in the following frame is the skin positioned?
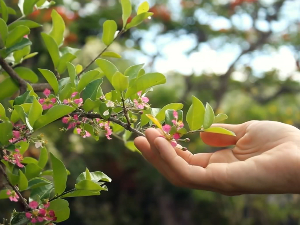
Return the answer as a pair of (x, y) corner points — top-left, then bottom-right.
(134, 120), (300, 195)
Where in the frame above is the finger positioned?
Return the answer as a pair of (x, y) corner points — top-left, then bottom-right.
(134, 132), (187, 187)
(200, 122), (251, 147)
(173, 148), (213, 168)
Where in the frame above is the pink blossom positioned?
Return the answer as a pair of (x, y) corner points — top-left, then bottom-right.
(67, 122), (76, 130)
(26, 201), (57, 223)
(173, 133), (180, 140)
(3, 149), (24, 168)
(74, 98), (83, 106)
(73, 115), (79, 120)
(173, 111), (178, 119)
(39, 96), (56, 110)
(162, 124), (171, 133)
(77, 128), (91, 138)
(133, 91), (149, 109)
(12, 130), (20, 139)
(43, 89), (51, 97)
(62, 117), (70, 124)
(6, 190), (19, 202)
(71, 92), (78, 98)
(98, 121), (112, 140)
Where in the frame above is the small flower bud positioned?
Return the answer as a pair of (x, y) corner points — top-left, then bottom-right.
(184, 138), (190, 142)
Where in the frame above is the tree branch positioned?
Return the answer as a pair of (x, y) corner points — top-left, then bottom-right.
(0, 163), (30, 210)
(0, 56), (28, 94)
(77, 30), (125, 78)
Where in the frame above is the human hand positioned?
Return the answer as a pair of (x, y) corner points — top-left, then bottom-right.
(134, 120), (300, 195)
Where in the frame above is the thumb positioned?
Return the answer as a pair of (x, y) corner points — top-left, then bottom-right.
(200, 122), (250, 147)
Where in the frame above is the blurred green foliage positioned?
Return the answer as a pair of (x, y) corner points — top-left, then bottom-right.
(2, 0), (300, 224)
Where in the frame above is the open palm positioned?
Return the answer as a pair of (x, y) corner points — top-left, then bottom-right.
(134, 121), (300, 195)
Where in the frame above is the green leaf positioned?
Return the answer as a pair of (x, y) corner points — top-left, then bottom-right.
(137, 1), (150, 14)
(0, 18), (8, 48)
(126, 12), (153, 29)
(82, 79), (103, 101)
(48, 199), (70, 222)
(57, 53), (76, 74)
(203, 103), (215, 129)
(121, 0), (132, 28)
(76, 171), (111, 183)
(50, 153), (68, 195)
(58, 82), (73, 101)
(214, 113), (228, 123)
(18, 170), (28, 191)
(83, 99), (101, 111)
(0, 103), (7, 120)
(22, 157), (39, 164)
(38, 68), (59, 94)
(67, 62), (76, 86)
(10, 103), (31, 123)
(30, 184), (53, 201)
(10, 212), (29, 225)
(125, 72), (166, 98)
(38, 147), (48, 169)
(13, 45), (30, 64)
(204, 127), (236, 136)
(155, 103), (183, 122)
(95, 58), (118, 84)
(8, 20), (41, 31)
(49, 9), (65, 46)
(6, 25), (30, 48)
(186, 96), (205, 130)
(0, 0), (8, 22)
(124, 64), (144, 80)
(99, 102), (110, 119)
(101, 51), (121, 58)
(85, 168), (92, 180)
(123, 130), (132, 141)
(61, 190), (100, 198)
(77, 70), (101, 92)
(15, 67), (38, 83)
(4, 38), (32, 56)
(23, 0), (40, 15)
(28, 98), (43, 127)
(0, 189), (9, 199)
(13, 91), (34, 105)
(15, 141), (29, 154)
(0, 78), (18, 101)
(23, 52), (38, 60)
(112, 71), (129, 91)
(33, 105), (74, 129)
(7, 7), (16, 15)
(126, 141), (140, 153)
(25, 163), (42, 180)
(41, 32), (60, 68)
(75, 180), (107, 191)
(0, 121), (13, 145)
(102, 20), (117, 46)
(27, 177), (51, 189)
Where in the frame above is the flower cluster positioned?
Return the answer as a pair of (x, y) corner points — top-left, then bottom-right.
(3, 149), (24, 168)
(39, 89), (56, 110)
(6, 190), (19, 202)
(9, 124), (28, 143)
(97, 120), (113, 140)
(63, 92), (83, 107)
(133, 91), (149, 109)
(26, 201), (57, 223)
(162, 111), (186, 150)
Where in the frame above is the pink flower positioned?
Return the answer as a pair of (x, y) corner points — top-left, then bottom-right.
(173, 133), (180, 140)
(74, 98), (83, 106)
(7, 190), (19, 202)
(133, 91), (149, 109)
(26, 201), (57, 223)
(173, 111), (178, 119)
(73, 115), (79, 120)
(62, 117), (70, 124)
(162, 124), (171, 133)
(3, 149), (24, 168)
(77, 128), (91, 138)
(98, 121), (112, 140)
(71, 92), (78, 98)
(43, 89), (51, 97)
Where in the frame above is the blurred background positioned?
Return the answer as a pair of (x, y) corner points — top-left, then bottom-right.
(2, 0), (300, 224)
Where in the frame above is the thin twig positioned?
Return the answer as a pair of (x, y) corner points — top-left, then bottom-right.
(49, 188), (76, 202)
(0, 56), (28, 94)
(0, 164), (30, 210)
(121, 95), (131, 128)
(77, 30), (125, 78)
